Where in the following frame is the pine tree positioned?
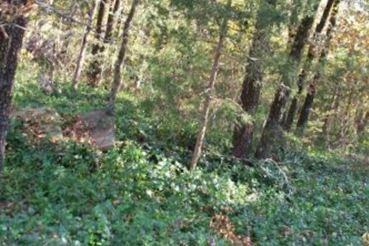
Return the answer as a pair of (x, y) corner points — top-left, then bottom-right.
(256, 0), (321, 159)
(232, 0), (277, 159)
(283, 0), (337, 131)
(296, 0), (341, 132)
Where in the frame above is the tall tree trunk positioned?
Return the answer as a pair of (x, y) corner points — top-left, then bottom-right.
(255, 85), (290, 159)
(104, 0), (121, 43)
(255, 2), (320, 159)
(283, 0), (336, 131)
(321, 88), (340, 144)
(72, 0), (98, 89)
(286, 0), (306, 48)
(296, 0), (340, 132)
(288, 9), (318, 63)
(190, 0), (231, 170)
(295, 76), (317, 131)
(115, 2), (125, 37)
(0, 4), (28, 174)
(99, 0), (121, 83)
(232, 0), (277, 159)
(107, 0), (140, 114)
(87, 0), (110, 86)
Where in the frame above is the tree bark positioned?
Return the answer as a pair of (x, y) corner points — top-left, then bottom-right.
(190, 0), (231, 170)
(87, 0), (110, 86)
(321, 88), (340, 143)
(286, 0), (299, 48)
(104, 0), (121, 43)
(295, 77), (316, 130)
(283, 0), (336, 131)
(98, 0), (121, 83)
(288, 10), (318, 63)
(232, 0), (277, 159)
(255, 2), (320, 159)
(72, 0), (98, 89)
(107, 0), (140, 114)
(296, 0), (340, 132)
(255, 84), (290, 159)
(0, 5), (28, 174)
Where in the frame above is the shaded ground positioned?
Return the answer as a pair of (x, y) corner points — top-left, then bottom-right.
(0, 77), (368, 245)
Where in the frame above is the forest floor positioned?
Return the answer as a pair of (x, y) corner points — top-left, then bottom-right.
(0, 72), (369, 245)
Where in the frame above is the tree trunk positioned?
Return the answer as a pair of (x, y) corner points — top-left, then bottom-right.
(255, 2), (320, 159)
(0, 7), (28, 174)
(190, 0), (231, 170)
(286, 0), (298, 48)
(283, 0), (336, 131)
(72, 0), (98, 89)
(105, 0), (121, 43)
(296, 77), (316, 130)
(115, 2), (125, 37)
(321, 88), (340, 143)
(87, 0), (110, 86)
(232, 0), (277, 159)
(296, 0), (340, 132)
(107, 0), (140, 114)
(255, 84), (290, 159)
(98, 0), (121, 83)
(288, 10), (318, 63)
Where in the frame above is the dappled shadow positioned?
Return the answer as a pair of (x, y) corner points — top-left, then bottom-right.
(11, 80), (142, 149)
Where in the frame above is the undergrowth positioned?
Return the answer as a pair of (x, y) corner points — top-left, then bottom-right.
(0, 75), (368, 245)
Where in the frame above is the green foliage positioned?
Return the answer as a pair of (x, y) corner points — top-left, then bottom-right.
(1, 80), (369, 245)
(1, 0), (369, 244)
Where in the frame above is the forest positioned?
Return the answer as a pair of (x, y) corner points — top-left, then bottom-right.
(1, 0), (369, 244)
